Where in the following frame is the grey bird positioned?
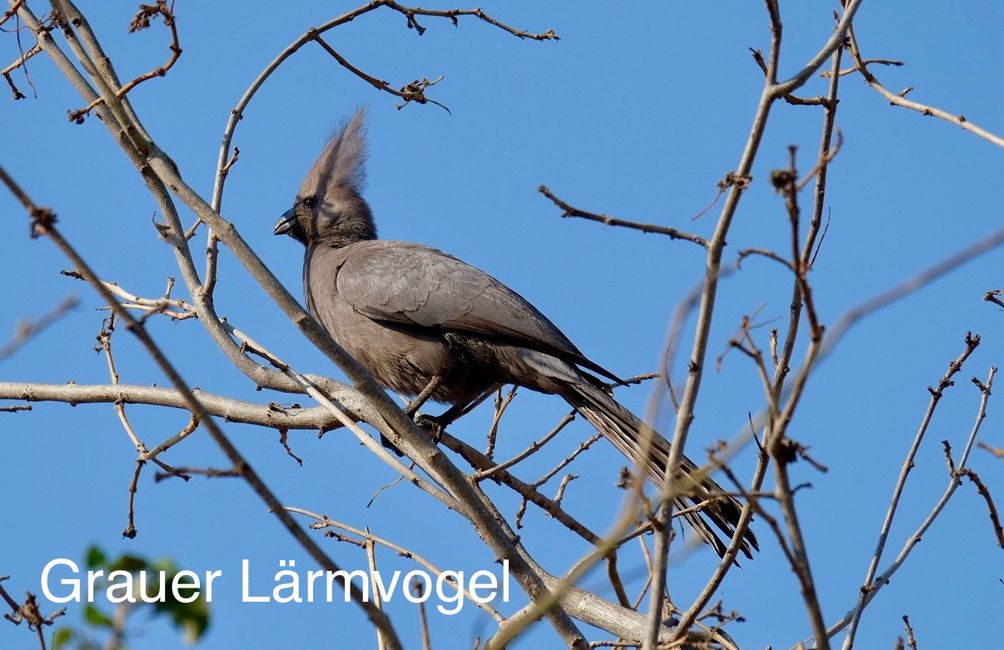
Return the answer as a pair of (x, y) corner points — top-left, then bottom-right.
(273, 110), (757, 558)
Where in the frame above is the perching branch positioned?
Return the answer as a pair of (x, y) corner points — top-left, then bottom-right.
(13, 2), (588, 643)
(0, 162), (405, 650)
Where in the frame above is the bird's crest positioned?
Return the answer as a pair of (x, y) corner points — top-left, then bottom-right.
(299, 107), (368, 199)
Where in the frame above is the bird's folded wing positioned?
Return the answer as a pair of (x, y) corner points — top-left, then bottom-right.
(334, 241), (617, 380)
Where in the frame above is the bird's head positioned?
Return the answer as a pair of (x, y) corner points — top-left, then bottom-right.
(273, 107), (377, 247)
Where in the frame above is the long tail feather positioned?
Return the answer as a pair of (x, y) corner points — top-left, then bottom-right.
(565, 381), (758, 559)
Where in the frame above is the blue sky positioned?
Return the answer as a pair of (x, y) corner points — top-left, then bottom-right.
(1, 1), (1002, 648)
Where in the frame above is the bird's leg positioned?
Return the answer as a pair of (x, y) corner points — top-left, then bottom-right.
(377, 376), (444, 456)
(403, 375), (443, 416)
(415, 385), (501, 443)
(451, 386), (501, 421)
(418, 403), (465, 434)
(377, 434), (405, 457)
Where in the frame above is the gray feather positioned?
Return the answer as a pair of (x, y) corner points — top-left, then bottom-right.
(333, 240), (619, 382)
(299, 108), (367, 199)
(274, 110), (757, 559)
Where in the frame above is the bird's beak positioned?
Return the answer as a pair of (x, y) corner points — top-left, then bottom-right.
(273, 208), (296, 236)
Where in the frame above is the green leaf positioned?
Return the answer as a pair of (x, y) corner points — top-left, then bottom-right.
(108, 554), (148, 573)
(52, 627), (74, 650)
(83, 604), (114, 628)
(85, 546), (106, 569)
(153, 594), (211, 643)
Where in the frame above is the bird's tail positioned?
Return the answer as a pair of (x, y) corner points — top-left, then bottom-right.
(514, 349), (757, 558)
(568, 383), (757, 558)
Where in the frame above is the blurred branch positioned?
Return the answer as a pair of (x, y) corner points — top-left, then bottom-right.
(0, 163), (406, 650)
(4, 1), (998, 647)
(977, 441), (1004, 458)
(645, 3), (865, 646)
(711, 217), (1004, 485)
(9, 5), (588, 639)
(0, 294), (78, 361)
(825, 229), (1004, 349)
(672, 422), (772, 642)
(287, 508), (505, 622)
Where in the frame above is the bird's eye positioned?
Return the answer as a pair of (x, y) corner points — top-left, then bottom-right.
(301, 196), (318, 209)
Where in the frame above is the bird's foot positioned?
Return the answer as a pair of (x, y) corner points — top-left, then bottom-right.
(414, 412), (447, 444)
(378, 432), (405, 457)
(379, 409), (450, 455)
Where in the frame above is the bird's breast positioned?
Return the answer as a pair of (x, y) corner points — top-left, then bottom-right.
(303, 245), (496, 404)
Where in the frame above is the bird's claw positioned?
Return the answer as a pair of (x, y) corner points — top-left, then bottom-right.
(415, 412), (446, 443)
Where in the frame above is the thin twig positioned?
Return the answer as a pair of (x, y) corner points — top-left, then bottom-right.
(0, 163), (405, 650)
(476, 411), (576, 481)
(842, 334), (980, 648)
(288, 508), (505, 622)
(958, 469), (1004, 548)
(67, 0), (181, 123)
(845, 23), (1003, 147)
(649, 4), (864, 645)
(539, 185), (708, 247)
(807, 366), (997, 650)
(901, 615), (917, 650)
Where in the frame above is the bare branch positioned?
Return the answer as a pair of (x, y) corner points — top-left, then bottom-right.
(842, 334), (981, 647)
(901, 614), (917, 650)
(977, 441), (1004, 458)
(0, 163), (405, 650)
(651, 6), (867, 639)
(811, 366), (997, 649)
(539, 185), (708, 247)
(475, 411), (576, 481)
(312, 34), (450, 112)
(820, 58), (904, 78)
(287, 508), (506, 622)
(845, 23), (1004, 147)
(958, 469), (1004, 548)
(984, 289), (1004, 310)
(66, 0), (182, 123)
(0, 578), (65, 650)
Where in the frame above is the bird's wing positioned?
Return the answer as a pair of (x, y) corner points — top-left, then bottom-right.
(335, 241), (619, 382)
